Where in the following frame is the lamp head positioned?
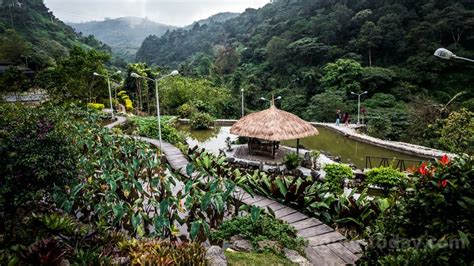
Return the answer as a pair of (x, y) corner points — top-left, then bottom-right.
(434, 48), (454, 60)
(260, 97), (267, 101)
(130, 72), (141, 78)
(115, 70), (122, 74)
(93, 72), (100, 76)
(363, 91), (368, 94)
(350, 91), (355, 95)
(170, 70), (179, 76)
(276, 96), (282, 100)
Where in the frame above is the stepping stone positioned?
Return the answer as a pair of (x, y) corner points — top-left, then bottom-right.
(326, 242), (360, 264)
(297, 224), (333, 238)
(274, 207), (298, 218)
(291, 218), (322, 231)
(280, 212), (308, 224)
(307, 231), (346, 247)
(310, 245), (346, 265)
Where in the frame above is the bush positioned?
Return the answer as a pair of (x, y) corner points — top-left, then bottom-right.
(323, 163), (353, 192)
(210, 214), (305, 253)
(366, 167), (406, 190)
(177, 103), (196, 118)
(361, 155), (474, 264)
(87, 103), (105, 111)
(190, 112), (214, 130)
(283, 152), (301, 170)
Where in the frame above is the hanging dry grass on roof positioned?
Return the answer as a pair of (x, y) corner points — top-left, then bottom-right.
(230, 105), (319, 141)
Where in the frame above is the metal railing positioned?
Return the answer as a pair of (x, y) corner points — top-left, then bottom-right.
(365, 156), (426, 171)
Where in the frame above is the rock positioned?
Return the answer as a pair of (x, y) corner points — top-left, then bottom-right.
(232, 239), (253, 252)
(206, 246), (227, 266)
(257, 240), (282, 252)
(334, 156), (342, 162)
(301, 152), (312, 168)
(284, 248), (311, 265)
(229, 235), (244, 243)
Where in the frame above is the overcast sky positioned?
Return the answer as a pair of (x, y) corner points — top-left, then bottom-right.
(44, 0), (270, 26)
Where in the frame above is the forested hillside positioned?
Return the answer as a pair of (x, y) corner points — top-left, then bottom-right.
(70, 17), (177, 61)
(0, 0), (109, 69)
(136, 0), (474, 148)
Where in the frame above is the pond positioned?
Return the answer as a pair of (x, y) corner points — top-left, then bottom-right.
(177, 125), (428, 169)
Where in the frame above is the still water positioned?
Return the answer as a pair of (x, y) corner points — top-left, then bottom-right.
(177, 125), (427, 169)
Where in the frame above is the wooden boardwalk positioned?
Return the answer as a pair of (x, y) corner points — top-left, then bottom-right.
(107, 117), (363, 265)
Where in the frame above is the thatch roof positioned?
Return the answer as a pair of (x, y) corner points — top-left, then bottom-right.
(230, 105), (319, 141)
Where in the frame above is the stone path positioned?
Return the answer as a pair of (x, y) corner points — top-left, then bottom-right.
(106, 116), (363, 265)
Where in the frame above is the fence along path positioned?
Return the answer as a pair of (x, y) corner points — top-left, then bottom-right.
(106, 116), (363, 265)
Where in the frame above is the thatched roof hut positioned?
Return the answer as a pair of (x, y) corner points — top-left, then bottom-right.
(230, 104), (318, 157)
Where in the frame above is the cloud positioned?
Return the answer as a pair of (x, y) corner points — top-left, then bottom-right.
(44, 0), (270, 26)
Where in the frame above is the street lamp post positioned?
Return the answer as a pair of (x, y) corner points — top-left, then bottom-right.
(260, 95), (282, 107)
(350, 91), (368, 125)
(93, 70), (121, 120)
(434, 48), (474, 63)
(241, 88), (245, 117)
(131, 70), (179, 153)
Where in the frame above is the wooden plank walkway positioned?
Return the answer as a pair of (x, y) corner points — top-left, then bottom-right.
(107, 116), (363, 265)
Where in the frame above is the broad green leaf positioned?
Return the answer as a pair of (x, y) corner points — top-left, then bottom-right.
(190, 221), (201, 240)
(186, 163), (194, 176)
(251, 206), (261, 222)
(275, 178), (288, 196)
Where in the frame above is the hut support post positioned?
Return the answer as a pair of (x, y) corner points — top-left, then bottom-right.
(272, 141), (275, 159)
(296, 139), (300, 155)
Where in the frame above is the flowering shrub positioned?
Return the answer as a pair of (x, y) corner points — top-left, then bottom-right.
(361, 154), (474, 264)
(190, 112), (214, 130)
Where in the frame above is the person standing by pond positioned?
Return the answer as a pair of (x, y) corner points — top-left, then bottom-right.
(335, 110), (341, 126)
(343, 112), (350, 126)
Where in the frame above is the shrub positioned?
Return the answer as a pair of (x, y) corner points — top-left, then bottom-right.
(366, 167), (406, 190)
(283, 152), (301, 170)
(177, 102), (195, 118)
(87, 103), (105, 111)
(323, 163), (353, 192)
(361, 155), (474, 264)
(118, 90), (134, 111)
(210, 214), (305, 253)
(190, 112), (214, 130)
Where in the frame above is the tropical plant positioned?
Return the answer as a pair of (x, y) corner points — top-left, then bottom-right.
(177, 102), (196, 118)
(118, 239), (206, 265)
(323, 164), (353, 192)
(283, 152), (301, 170)
(120, 116), (185, 145)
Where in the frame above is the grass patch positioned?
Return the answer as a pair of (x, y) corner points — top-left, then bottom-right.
(225, 251), (296, 266)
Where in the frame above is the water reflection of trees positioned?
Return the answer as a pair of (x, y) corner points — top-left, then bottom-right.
(179, 125), (221, 143)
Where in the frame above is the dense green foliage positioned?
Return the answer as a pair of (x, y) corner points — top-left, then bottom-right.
(323, 163), (354, 192)
(190, 112), (214, 130)
(0, 0), (110, 70)
(70, 17), (177, 61)
(136, 0), (474, 151)
(119, 116), (185, 145)
(365, 167), (406, 190)
(210, 214), (305, 253)
(361, 155), (474, 264)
